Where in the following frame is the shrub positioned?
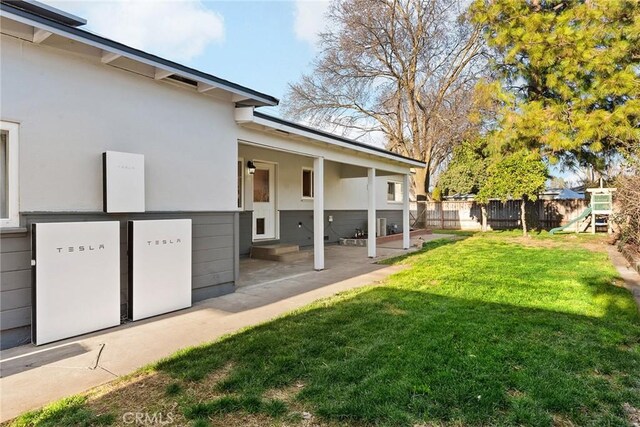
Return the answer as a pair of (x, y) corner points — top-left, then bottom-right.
(615, 175), (640, 249)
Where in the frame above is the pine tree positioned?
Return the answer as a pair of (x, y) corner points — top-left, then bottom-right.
(471, 0), (640, 169)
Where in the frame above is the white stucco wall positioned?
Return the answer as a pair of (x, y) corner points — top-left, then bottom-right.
(1, 35), (238, 212)
(238, 144), (404, 211)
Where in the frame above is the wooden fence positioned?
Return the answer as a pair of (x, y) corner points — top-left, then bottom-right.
(415, 199), (589, 231)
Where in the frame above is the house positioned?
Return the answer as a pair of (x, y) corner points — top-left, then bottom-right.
(539, 187), (586, 200)
(0, 1), (425, 349)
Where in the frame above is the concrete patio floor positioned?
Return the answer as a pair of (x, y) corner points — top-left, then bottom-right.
(237, 236), (433, 288)
(0, 234), (450, 422)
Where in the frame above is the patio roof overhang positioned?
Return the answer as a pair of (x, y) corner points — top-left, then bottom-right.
(236, 107), (418, 270)
(235, 107), (426, 174)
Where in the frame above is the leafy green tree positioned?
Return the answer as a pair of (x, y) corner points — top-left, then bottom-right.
(431, 187), (443, 202)
(477, 150), (548, 236)
(471, 0), (640, 170)
(440, 139), (490, 195)
(439, 139), (491, 230)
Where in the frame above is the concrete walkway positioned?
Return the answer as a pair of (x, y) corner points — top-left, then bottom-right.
(607, 245), (640, 312)
(0, 235), (450, 422)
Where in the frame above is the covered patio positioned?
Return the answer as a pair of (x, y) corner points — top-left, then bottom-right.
(237, 234), (445, 290)
(235, 107), (426, 272)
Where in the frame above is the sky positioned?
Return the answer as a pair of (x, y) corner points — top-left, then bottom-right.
(45, 0), (332, 117)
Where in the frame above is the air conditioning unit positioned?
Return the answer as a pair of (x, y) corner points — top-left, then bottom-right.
(377, 217), (387, 237)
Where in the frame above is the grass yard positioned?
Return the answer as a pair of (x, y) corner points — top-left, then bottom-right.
(10, 232), (640, 426)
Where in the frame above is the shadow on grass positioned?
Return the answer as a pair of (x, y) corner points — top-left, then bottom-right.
(21, 290), (639, 426)
(14, 236), (640, 427)
(378, 237), (467, 266)
(157, 284), (639, 426)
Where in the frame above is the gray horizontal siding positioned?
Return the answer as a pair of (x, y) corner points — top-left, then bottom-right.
(1, 211), (238, 349)
(239, 211), (253, 256)
(1, 230), (32, 341)
(1, 270), (31, 292)
(239, 210), (404, 255)
(1, 307), (31, 331)
(1, 288), (31, 311)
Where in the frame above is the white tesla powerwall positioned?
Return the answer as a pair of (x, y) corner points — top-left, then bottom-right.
(32, 221), (121, 345)
(128, 219), (192, 321)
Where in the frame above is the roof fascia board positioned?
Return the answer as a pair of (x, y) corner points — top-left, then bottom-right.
(248, 115), (425, 168)
(238, 138), (410, 175)
(0, 5), (278, 107)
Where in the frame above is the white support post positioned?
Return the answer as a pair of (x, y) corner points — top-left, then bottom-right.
(367, 168), (377, 258)
(313, 157), (325, 270)
(403, 173), (410, 250)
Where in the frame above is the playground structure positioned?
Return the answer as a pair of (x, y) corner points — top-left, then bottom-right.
(550, 187), (615, 234)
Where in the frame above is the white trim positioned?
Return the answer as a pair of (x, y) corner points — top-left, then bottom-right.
(313, 157), (324, 270)
(301, 167), (314, 200)
(154, 68), (174, 80)
(32, 28), (52, 44)
(244, 113), (424, 168)
(100, 51), (121, 64)
(1, 121), (20, 228)
(367, 168), (376, 258)
(251, 160), (278, 241)
(237, 157), (244, 211)
(238, 137), (410, 175)
(197, 82), (217, 93)
(402, 174), (410, 249)
(387, 180), (403, 203)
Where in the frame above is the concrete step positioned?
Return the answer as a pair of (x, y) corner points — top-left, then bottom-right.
(250, 243), (300, 260)
(270, 251), (312, 263)
(252, 249), (311, 262)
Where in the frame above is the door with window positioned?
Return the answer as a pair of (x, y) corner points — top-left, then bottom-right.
(252, 162), (276, 240)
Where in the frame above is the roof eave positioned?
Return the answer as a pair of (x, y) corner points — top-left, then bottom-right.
(0, 3), (279, 107)
(236, 108), (425, 168)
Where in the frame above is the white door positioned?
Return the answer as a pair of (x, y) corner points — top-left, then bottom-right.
(252, 162), (276, 240)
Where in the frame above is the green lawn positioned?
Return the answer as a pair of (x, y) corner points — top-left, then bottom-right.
(12, 233), (640, 427)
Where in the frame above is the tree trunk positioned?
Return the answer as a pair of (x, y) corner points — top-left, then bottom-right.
(481, 205), (488, 232)
(520, 199), (528, 236)
(414, 167), (429, 200)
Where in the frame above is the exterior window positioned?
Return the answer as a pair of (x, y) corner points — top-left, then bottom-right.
(254, 169), (270, 202)
(387, 181), (402, 203)
(237, 159), (244, 209)
(0, 121), (19, 228)
(302, 168), (314, 199)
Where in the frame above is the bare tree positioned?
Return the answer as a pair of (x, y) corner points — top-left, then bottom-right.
(285, 0), (484, 198)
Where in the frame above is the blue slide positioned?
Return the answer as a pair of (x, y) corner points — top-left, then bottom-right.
(549, 207), (592, 235)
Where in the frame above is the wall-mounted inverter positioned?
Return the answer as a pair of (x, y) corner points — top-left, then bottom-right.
(32, 221), (121, 345)
(128, 219), (192, 321)
(103, 151), (145, 213)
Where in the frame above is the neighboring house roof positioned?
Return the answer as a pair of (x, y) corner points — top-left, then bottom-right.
(0, 0), (279, 107)
(238, 109), (426, 168)
(555, 188), (585, 199)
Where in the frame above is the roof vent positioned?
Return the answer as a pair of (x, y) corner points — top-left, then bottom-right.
(2, 0), (87, 27)
(166, 74), (198, 87)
